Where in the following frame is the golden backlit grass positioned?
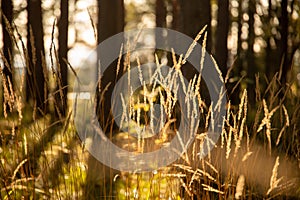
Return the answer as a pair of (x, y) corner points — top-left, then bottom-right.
(0, 24), (299, 199)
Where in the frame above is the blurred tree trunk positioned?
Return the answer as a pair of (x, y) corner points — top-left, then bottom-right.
(86, 0), (124, 199)
(179, 0), (212, 52)
(265, 0), (275, 80)
(176, 0), (212, 89)
(246, 0), (256, 103)
(156, 0), (166, 28)
(171, 0), (181, 31)
(176, 0), (212, 105)
(279, 0), (289, 84)
(55, 0), (69, 119)
(237, 0), (243, 69)
(1, 0), (13, 115)
(98, 0), (124, 43)
(230, 0), (244, 105)
(96, 0), (124, 122)
(26, 0), (47, 116)
(247, 0), (255, 77)
(1, 0), (13, 81)
(215, 0), (229, 78)
(155, 0), (167, 62)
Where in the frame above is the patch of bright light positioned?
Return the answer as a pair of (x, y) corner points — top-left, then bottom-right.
(68, 46), (95, 68)
(125, 0), (146, 5)
(297, 73), (300, 81)
(253, 43), (261, 53)
(242, 42), (248, 50)
(144, 34), (155, 46)
(134, 0), (147, 5)
(68, 92), (91, 100)
(260, 0), (268, 7)
(81, 30), (97, 46)
(292, 11), (299, 20)
(74, 11), (90, 23)
(76, 0), (95, 9)
(211, 19), (217, 27)
(243, 13), (249, 21)
(231, 0), (239, 8)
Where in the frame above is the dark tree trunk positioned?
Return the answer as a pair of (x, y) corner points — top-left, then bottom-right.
(237, 0), (243, 68)
(96, 0), (124, 130)
(175, 0), (212, 108)
(266, 0), (274, 80)
(98, 0), (124, 44)
(1, 0), (13, 82)
(171, 0), (181, 31)
(247, 0), (255, 77)
(179, 0), (212, 52)
(246, 0), (256, 103)
(230, 0), (244, 105)
(1, 0), (13, 115)
(26, 0), (47, 115)
(86, 1), (124, 198)
(55, 0), (69, 119)
(215, 0), (229, 78)
(155, 0), (167, 61)
(279, 0), (289, 84)
(156, 0), (167, 28)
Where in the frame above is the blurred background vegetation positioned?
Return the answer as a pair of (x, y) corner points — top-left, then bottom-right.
(0, 0), (300, 114)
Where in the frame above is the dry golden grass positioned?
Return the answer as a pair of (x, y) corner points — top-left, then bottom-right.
(0, 23), (299, 200)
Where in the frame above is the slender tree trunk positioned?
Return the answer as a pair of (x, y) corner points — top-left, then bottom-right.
(229, 0), (243, 105)
(155, 0), (167, 63)
(1, 0), (13, 82)
(247, 0), (255, 77)
(96, 0), (124, 121)
(98, 0), (124, 44)
(215, 0), (229, 78)
(175, 0), (212, 105)
(179, 0), (212, 52)
(26, 0), (47, 115)
(86, 1), (124, 199)
(246, 0), (256, 103)
(171, 0), (181, 31)
(279, 0), (289, 84)
(156, 0), (167, 28)
(55, 0), (69, 119)
(1, 0), (13, 115)
(237, 0), (243, 68)
(266, 0), (274, 80)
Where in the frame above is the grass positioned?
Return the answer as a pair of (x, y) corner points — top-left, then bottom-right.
(0, 24), (300, 200)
